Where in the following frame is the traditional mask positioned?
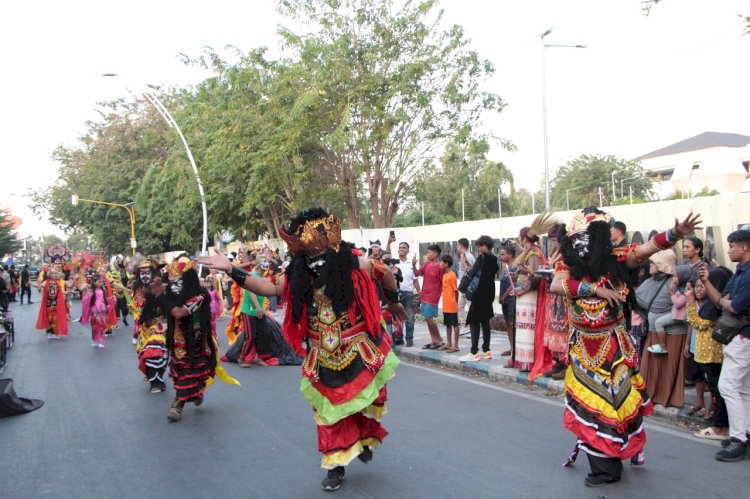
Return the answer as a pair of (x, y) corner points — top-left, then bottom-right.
(169, 278), (183, 295)
(572, 232), (591, 258)
(138, 267), (154, 285)
(304, 254), (326, 276)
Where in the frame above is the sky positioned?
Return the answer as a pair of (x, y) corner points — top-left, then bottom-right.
(1, 0), (749, 238)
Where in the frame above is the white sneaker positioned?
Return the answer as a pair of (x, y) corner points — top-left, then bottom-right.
(484, 351), (493, 360)
(92, 342), (97, 347)
(47, 333), (57, 340)
(459, 352), (481, 362)
(97, 343), (105, 348)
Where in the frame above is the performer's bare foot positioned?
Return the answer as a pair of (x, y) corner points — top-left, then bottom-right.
(255, 357), (269, 366)
(238, 360), (252, 368)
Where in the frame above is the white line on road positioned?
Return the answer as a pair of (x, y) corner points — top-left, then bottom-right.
(402, 362), (720, 447)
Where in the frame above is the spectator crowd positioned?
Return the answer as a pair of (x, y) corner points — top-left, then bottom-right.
(370, 218), (750, 464)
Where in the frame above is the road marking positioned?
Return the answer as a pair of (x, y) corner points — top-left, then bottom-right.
(402, 362), (720, 447)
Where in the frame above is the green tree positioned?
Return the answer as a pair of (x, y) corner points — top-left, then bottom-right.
(550, 154), (654, 210)
(408, 140), (518, 223)
(0, 209), (22, 256)
(32, 96), (181, 254)
(278, 0), (508, 227)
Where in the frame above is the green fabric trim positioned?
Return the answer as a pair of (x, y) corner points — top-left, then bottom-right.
(300, 350), (400, 426)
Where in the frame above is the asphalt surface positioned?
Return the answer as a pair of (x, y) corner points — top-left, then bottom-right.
(1, 291), (747, 499)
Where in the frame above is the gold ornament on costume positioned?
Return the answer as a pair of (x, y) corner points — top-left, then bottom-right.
(566, 210), (612, 236)
(165, 256), (196, 279)
(279, 214), (342, 256)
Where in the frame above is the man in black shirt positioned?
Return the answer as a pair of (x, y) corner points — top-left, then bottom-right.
(19, 264), (32, 305)
(610, 221), (627, 248)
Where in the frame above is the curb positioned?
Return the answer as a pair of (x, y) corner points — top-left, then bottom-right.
(394, 345), (711, 429)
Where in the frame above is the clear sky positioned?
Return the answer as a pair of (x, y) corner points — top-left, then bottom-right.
(2, 0), (748, 238)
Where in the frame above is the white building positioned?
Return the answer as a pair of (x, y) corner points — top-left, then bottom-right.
(634, 131), (750, 199)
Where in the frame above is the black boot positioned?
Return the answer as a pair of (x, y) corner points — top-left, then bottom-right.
(357, 446), (373, 463)
(321, 466), (345, 491)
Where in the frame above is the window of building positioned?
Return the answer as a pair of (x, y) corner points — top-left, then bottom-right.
(743, 160), (749, 178)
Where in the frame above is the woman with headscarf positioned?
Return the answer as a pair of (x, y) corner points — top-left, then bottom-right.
(638, 256), (692, 408)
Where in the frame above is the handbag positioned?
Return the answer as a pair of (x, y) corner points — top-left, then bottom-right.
(634, 278), (669, 338)
(712, 311), (750, 345)
(459, 256), (483, 302)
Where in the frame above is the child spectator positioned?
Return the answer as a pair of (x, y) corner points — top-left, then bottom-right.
(686, 268), (732, 441)
(439, 255), (459, 353)
(81, 277), (108, 348)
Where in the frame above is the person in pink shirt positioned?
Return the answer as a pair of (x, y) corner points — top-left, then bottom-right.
(413, 244), (444, 349)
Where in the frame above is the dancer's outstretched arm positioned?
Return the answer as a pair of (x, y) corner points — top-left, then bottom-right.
(627, 212), (702, 268)
(196, 250), (283, 297)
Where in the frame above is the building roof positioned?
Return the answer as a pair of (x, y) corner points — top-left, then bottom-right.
(634, 131), (750, 161)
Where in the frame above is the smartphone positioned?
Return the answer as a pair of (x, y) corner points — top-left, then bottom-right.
(389, 230), (395, 237)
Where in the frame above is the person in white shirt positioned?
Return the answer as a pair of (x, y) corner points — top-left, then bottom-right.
(457, 238), (476, 330)
(387, 235), (420, 347)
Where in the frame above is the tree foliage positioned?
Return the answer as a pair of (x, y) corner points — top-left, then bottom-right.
(0, 209), (22, 256)
(277, 0), (507, 227)
(550, 154), (654, 210)
(37, 0), (508, 252)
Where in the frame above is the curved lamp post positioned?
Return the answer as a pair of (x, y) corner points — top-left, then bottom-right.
(72, 194), (136, 255)
(103, 74), (208, 256)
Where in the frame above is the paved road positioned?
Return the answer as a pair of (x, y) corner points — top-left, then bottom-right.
(0, 293), (746, 499)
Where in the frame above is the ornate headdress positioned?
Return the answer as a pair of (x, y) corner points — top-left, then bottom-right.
(279, 212), (342, 256)
(165, 255), (196, 279)
(566, 209), (612, 236)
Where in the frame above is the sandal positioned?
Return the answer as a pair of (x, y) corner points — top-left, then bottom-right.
(421, 343), (437, 350)
(693, 427), (728, 440)
(445, 347), (460, 353)
(703, 410), (715, 421)
(687, 405), (705, 416)
(695, 407), (708, 418)
(500, 350), (511, 356)
(437, 345), (449, 351)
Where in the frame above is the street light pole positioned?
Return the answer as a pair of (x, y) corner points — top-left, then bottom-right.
(611, 171), (617, 203)
(71, 194), (137, 255)
(565, 185), (585, 211)
(620, 175), (639, 198)
(541, 28), (586, 210)
(103, 74), (208, 256)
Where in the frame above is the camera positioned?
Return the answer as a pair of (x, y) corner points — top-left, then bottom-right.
(383, 258), (400, 266)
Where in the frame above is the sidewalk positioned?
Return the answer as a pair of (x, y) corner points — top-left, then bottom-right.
(393, 320), (709, 428)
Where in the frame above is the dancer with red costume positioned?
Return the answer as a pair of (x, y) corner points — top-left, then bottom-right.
(35, 267), (69, 339)
(550, 207), (701, 487)
(198, 208), (404, 492)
